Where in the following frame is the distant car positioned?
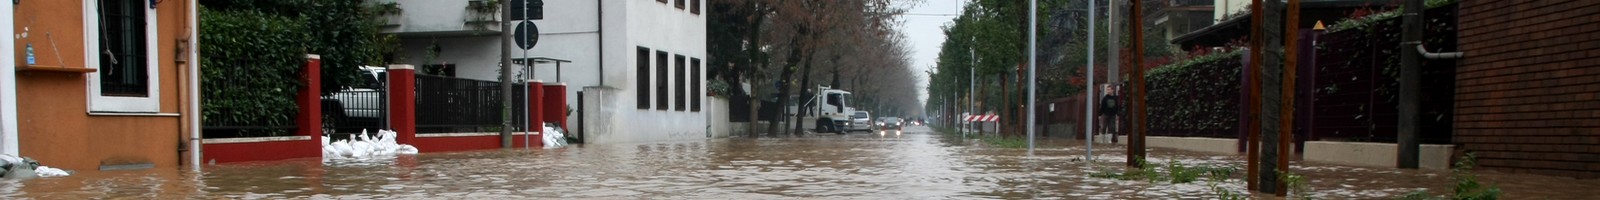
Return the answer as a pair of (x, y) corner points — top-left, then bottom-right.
(875, 117), (903, 130)
(849, 111), (872, 132)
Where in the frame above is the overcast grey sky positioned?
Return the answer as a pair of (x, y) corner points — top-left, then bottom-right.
(894, 0), (966, 109)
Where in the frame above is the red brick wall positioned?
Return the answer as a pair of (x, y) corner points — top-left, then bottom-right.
(1456, 0), (1600, 179)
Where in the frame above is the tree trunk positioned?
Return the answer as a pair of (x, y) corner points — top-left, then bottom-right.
(792, 53), (816, 135)
(767, 36), (805, 137)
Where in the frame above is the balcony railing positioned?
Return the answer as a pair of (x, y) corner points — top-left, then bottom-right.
(372, 0), (502, 37)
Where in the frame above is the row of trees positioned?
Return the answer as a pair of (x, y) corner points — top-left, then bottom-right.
(924, 0), (1172, 136)
(708, 0), (924, 137)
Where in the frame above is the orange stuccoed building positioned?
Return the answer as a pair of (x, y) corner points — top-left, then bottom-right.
(3, 0), (200, 171)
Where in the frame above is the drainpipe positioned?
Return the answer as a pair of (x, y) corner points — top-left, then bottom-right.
(1416, 44), (1463, 59)
(188, 0), (203, 171)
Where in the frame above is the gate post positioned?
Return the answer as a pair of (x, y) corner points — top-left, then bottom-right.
(388, 64), (417, 144)
(298, 55), (323, 138)
(527, 80), (544, 148)
(543, 83), (568, 131)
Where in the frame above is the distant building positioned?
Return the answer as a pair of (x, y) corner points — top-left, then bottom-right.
(377, 0), (708, 144)
(1151, 0), (1217, 44)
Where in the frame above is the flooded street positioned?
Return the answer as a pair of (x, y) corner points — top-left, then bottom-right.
(4, 126), (1597, 199)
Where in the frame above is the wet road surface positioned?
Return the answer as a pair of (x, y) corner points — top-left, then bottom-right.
(4, 126), (1598, 199)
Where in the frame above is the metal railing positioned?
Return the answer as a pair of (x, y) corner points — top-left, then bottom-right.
(414, 75), (527, 133)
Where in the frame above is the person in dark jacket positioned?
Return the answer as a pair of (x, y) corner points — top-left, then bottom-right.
(1098, 84), (1120, 142)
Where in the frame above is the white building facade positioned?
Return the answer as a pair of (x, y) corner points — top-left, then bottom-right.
(379, 0), (708, 144)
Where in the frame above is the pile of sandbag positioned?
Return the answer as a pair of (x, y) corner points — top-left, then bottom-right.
(323, 129), (419, 159)
(1, 154), (69, 178)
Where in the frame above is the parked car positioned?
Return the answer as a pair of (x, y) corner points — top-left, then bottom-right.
(875, 117), (903, 130)
(849, 111), (872, 132)
(321, 66), (387, 134)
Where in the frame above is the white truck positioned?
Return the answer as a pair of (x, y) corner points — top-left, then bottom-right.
(790, 86), (856, 134)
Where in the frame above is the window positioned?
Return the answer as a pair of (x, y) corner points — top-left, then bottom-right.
(87, 0), (160, 112)
(655, 51), (669, 110)
(674, 55), (686, 111)
(675, 0), (685, 9)
(637, 47), (650, 109)
(690, 58), (701, 112)
(657, 0), (666, 4)
(691, 0), (701, 15)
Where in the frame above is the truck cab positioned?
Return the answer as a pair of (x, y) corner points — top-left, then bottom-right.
(792, 86), (855, 133)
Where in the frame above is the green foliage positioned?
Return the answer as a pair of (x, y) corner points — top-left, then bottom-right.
(201, 0), (393, 96)
(199, 7), (309, 137)
(973, 134), (1028, 148)
(1168, 160), (1201, 184)
(1395, 153), (1502, 200)
(1282, 171), (1314, 200)
(708, 78), (732, 97)
(1144, 51), (1244, 136)
(200, 0), (394, 137)
(1325, 0), (1460, 32)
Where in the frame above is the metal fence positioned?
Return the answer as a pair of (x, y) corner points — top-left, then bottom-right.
(415, 75), (529, 133)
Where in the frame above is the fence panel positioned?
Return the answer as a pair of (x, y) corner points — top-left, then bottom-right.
(415, 75), (528, 133)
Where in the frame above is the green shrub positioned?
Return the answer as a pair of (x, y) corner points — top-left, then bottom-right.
(199, 8), (310, 138)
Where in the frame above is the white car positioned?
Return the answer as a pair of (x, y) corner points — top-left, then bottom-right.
(849, 111), (872, 132)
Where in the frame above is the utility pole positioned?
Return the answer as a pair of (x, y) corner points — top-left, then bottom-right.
(1026, 0), (1037, 156)
(1397, 0), (1423, 169)
(1127, 0), (1148, 168)
(1083, 0), (1097, 161)
(1107, 0), (1119, 85)
(499, 0), (515, 148)
(969, 46), (976, 137)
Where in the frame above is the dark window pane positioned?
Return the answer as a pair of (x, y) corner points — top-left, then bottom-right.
(675, 0), (685, 9)
(656, 51), (669, 110)
(99, 0), (149, 97)
(674, 55), (686, 111)
(691, 58), (701, 112)
(691, 0), (701, 14)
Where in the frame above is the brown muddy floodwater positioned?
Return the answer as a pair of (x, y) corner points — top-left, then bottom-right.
(3, 126), (1597, 199)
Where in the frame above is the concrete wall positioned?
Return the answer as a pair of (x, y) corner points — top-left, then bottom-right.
(11, 0), (193, 170)
(1118, 136), (1241, 155)
(707, 97), (731, 138)
(1304, 141), (1454, 170)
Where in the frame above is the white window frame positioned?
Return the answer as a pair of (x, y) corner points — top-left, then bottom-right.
(83, 0), (161, 113)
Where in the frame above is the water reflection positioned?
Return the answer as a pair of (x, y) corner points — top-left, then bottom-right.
(3, 126), (1598, 199)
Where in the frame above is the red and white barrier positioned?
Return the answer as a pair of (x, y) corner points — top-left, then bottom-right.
(965, 115), (999, 122)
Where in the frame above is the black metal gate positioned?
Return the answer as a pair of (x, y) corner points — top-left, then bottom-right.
(414, 75), (528, 133)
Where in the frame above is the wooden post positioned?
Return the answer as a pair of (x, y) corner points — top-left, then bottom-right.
(1127, 0), (1148, 167)
(1247, 0), (1264, 191)
(1278, 0), (1302, 196)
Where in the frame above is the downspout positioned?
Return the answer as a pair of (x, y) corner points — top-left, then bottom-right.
(1416, 44), (1463, 59)
(188, 0), (203, 171)
(597, 0), (604, 86)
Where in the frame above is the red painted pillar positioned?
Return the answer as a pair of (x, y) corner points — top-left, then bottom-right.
(542, 83), (568, 131)
(527, 80), (544, 148)
(297, 55), (323, 138)
(388, 64), (417, 144)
